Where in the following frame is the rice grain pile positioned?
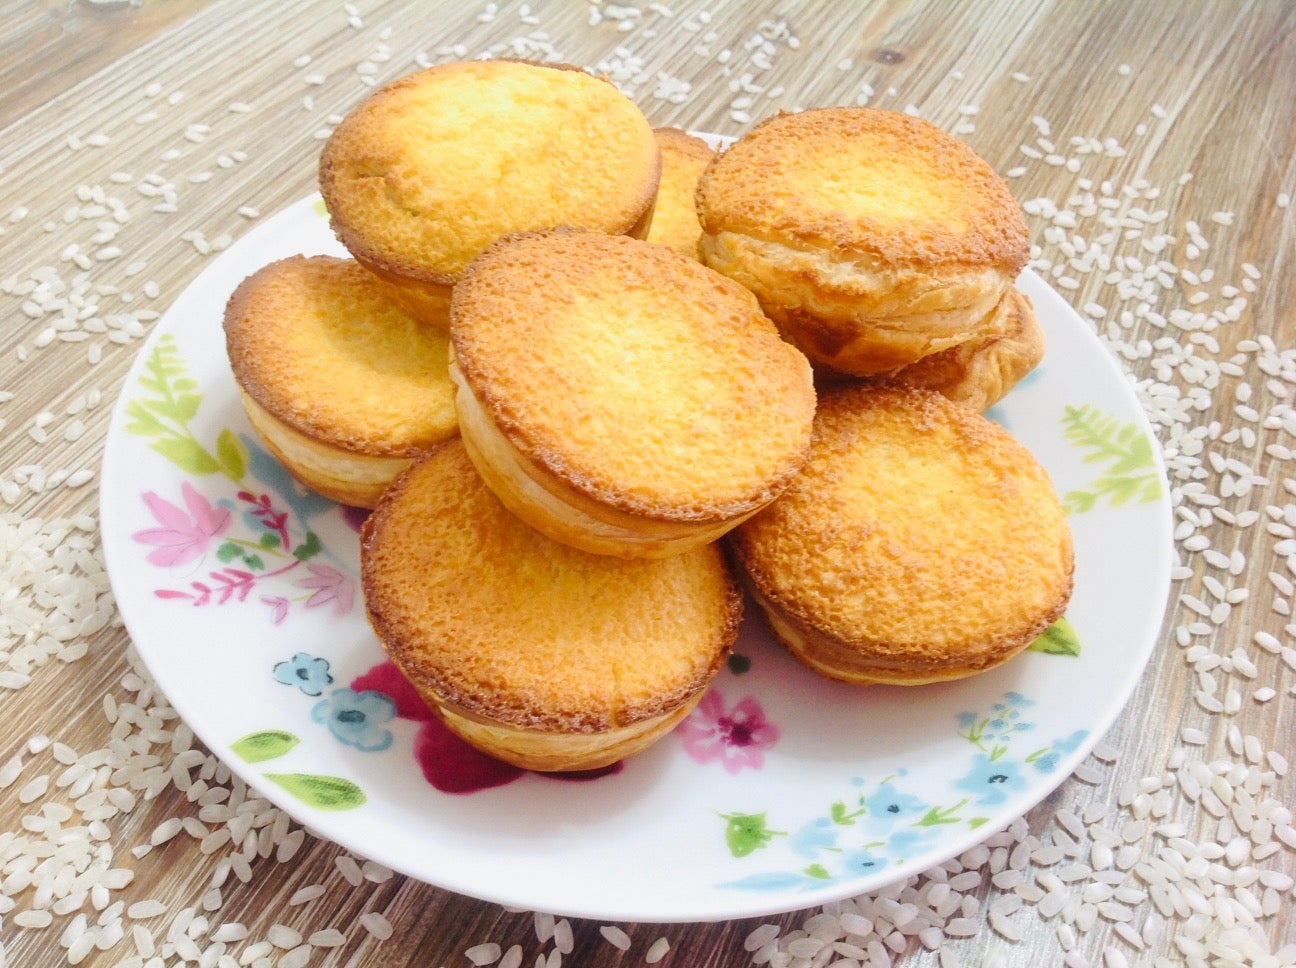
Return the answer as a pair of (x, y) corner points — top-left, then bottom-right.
(0, 2), (1292, 967)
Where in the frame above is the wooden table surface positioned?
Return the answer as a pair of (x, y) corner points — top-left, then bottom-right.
(2, 2), (1294, 966)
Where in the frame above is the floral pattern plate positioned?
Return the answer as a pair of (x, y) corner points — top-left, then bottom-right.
(100, 164), (1172, 922)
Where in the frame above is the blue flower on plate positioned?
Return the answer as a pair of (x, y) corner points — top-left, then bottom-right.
(311, 688), (396, 752)
(863, 778), (926, 832)
(1030, 728), (1089, 773)
(955, 752), (1030, 805)
(273, 652), (334, 696)
(832, 845), (887, 879)
(861, 779), (937, 856)
(788, 817), (839, 858)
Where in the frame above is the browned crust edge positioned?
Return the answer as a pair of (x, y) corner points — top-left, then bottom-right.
(359, 450), (745, 732)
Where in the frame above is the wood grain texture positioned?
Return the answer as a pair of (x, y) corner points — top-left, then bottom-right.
(1, 1), (1293, 966)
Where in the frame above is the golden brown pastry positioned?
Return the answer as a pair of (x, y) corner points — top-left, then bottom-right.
(645, 127), (715, 259)
(884, 289), (1043, 411)
(449, 228), (817, 558)
(361, 440), (742, 771)
(319, 59), (661, 329)
(223, 255), (457, 508)
(696, 107), (1029, 377)
(729, 383), (1073, 685)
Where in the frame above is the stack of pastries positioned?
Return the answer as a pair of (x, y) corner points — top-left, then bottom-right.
(221, 60), (1073, 772)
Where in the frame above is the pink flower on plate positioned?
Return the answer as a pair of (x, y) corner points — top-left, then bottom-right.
(134, 482), (231, 567)
(261, 595), (291, 625)
(677, 689), (780, 774)
(296, 563), (355, 618)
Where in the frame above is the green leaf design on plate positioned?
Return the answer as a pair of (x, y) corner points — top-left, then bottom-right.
(914, 799), (968, 827)
(1060, 405), (1163, 513)
(1028, 616), (1081, 656)
(216, 428), (248, 480)
(231, 729), (299, 763)
(148, 435), (221, 475)
(266, 773), (367, 811)
(721, 812), (785, 857)
(830, 800), (866, 826)
(292, 531), (322, 562)
(803, 863), (832, 880)
(125, 335), (235, 478)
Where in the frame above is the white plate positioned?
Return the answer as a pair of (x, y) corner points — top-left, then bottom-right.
(100, 179), (1172, 923)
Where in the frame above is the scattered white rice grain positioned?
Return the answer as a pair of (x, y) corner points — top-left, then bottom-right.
(279, 946), (313, 968)
(334, 854), (364, 886)
(14, 909), (54, 928)
(239, 939), (273, 962)
(307, 929), (345, 948)
(18, 774), (49, 803)
(1073, 763), (1105, 784)
(645, 936), (670, 963)
(288, 884), (325, 906)
(149, 817), (183, 845)
(988, 908), (1023, 941)
(553, 918), (573, 954)
(359, 911), (393, 941)
(210, 923), (247, 944)
(600, 925), (632, 951)
(465, 942), (502, 965)
(266, 924), (303, 949)
(127, 900), (167, 919)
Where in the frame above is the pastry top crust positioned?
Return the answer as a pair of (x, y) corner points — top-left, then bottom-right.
(450, 229), (817, 522)
(361, 440), (741, 732)
(645, 127), (715, 259)
(223, 255), (456, 457)
(319, 59), (661, 285)
(696, 107), (1028, 274)
(730, 383), (1073, 664)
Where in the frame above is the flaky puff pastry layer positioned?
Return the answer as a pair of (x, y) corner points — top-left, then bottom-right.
(729, 384), (1073, 686)
(360, 440), (741, 771)
(223, 255), (457, 508)
(697, 107), (1029, 377)
(882, 288), (1044, 412)
(449, 228), (816, 558)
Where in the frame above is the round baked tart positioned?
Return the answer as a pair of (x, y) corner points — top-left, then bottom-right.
(696, 106), (1029, 377)
(449, 228), (817, 559)
(319, 58), (661, 330)
(644, 127), (715, 260)
(729, 383), (1074, 685)
(223, 255), (456, 508)
(360, 439), (742, 772)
